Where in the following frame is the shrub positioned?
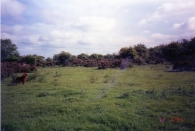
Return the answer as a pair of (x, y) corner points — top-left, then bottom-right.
(1, 62), (37, 79)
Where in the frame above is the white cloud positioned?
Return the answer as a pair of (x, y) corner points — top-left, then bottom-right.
(139, 1), (195, 25)
(2, 0), (195, 58)
(151, 31), (195, 44)
(173, 17), (195, 31)
(187, 17), (195, 30)
(41, 9), (73, 25)
(1, 24), (24, 35)
(173, 23), (185, 29)
(138, 19), (147, 26)
(18, 47), (34, 51)
(73, 16), (116, 31)
(1, 0), (25, 16)
(157, 1), (195, 13)
(141, 30), (150, 34)
(151, 33), (175, 40)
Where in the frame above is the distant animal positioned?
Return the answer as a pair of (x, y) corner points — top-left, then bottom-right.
(15, 73), (28, 85)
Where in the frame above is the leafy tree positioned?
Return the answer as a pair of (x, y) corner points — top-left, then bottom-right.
(53, 54), (60, 61)
(97, 54), (103, 60)
(104, 54), (115, 59)
(164, 41), (183, 63)
(134, 44), (148, 58)
(89, 53), (99, 60)
(112, 53), (120, 59)
(1, 39), (20, 61)
(119, 47), (128, 58)
(77, 53), (89, 59)
(71, 55), (77, 60)
(33, 54), (45, 63)
(181, 37), (195, 55)
(188, 37), (195, 54)
(46, 57), (53, 62)
(57, 51), (72, 64)
(20, 55), (36, 65)
(119, 46), (138, 59)
(149, 44), (166, 58)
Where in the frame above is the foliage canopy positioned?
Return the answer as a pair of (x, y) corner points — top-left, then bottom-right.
(1, 39), (20, 62)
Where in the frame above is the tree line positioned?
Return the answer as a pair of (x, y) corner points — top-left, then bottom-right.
(1, 37), (195, 70)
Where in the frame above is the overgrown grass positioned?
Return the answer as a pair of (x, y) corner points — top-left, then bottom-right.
(1, 65), (195, 131)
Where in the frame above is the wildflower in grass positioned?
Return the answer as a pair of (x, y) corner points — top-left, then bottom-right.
(176, 117), (184, 122)
(170, 116), (184, 123)
(160, 116), (166, 123)
(170, 117), (175, 122)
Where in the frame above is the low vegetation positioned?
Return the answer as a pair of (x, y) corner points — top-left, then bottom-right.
(1, 62), (37, 79)
(1, 37), (195, 74)
(2, 65), (195, 131)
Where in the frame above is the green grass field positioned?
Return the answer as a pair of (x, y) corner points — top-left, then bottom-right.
(1, 65), (195, 131)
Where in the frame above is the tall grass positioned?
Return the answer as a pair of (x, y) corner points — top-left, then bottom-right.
(1, 65), (195, 131)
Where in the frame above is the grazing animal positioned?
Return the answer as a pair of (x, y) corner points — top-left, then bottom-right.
(16, 73), (28, 85)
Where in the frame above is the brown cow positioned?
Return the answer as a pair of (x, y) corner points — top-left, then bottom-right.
(16, 73), (28, 85)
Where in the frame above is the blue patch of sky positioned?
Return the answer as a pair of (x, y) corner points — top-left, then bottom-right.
(1, 15), (14, 25)
(15, 0), (43, 25)
(3, 11), (39, 26)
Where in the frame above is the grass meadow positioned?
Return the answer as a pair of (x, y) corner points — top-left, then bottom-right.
(1, 65), (195, 131)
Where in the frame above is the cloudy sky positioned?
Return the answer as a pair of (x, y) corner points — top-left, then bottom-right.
(1, 0), (195, 58)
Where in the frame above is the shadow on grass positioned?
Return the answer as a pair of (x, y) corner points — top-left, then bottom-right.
(53, 74), (62, 77)
(6, 83), (17, 86)
(117, 92), (129, 99)
(37, 92), (48, 97)
(1, 123), (19, 131)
